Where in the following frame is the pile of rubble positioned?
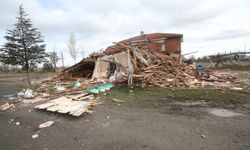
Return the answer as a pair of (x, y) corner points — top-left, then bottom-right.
(57, 43), (240, 89)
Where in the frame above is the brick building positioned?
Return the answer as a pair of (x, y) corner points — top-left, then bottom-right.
(65, 32), (184, 81)
(105, 32), (183, 55)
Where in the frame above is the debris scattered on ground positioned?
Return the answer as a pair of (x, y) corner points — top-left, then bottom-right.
(35, 95), (96, 117)
(18, 89), (34, 99)
(4, 94), (18, 100)
(72, 81), (81, 88)
(32, 134), (39, 139)
(208, 108), (244, 117)
(55, 84), (66, 92)
(66, 93), (94, 101)
(9, 118), (14, 123)
(173, 101), (206, 106)
(22, 97), (45, 104)
(230, 87), (243, 91)
(0, 103), (14, 110)
(112, 98), (124, 103)
(41, 93), (50, 98)
(85, 83), (114, 94)
(39, 121), (54, 128)
(55, 43), (243, 89)
(15, 121), (20, 126)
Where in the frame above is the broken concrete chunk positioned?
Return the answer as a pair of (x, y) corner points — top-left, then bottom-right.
(39, 121), (54, 128)
(15, 122), (20, 126)
(208, 109), (244, 117)
(32, 134), (39, 139)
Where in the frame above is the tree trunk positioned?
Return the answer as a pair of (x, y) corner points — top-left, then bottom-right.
(26, 64), (31, 86)
(53, 62), (56, 72)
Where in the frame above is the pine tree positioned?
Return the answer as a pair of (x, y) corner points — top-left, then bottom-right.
(0, 5), (47, 85)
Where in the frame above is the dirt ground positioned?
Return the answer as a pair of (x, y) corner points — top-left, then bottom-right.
(0, 71), (250, 150)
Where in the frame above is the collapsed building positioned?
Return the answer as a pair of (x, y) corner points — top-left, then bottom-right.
(91, 33), (183, 83)
(60, 33), (184, 83)
(59, 32), (237, 88)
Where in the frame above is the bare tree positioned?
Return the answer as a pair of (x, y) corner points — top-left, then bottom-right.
(67, 32), (77, 64)
(79, 45), (84, 58)
(61, 52), (64, 68)
(49, 51), (60, 71)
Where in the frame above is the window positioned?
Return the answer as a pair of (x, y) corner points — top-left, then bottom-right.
(130, 39), (148, 46)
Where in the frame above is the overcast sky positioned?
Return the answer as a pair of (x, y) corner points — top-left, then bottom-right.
(0, 0), (250, 66)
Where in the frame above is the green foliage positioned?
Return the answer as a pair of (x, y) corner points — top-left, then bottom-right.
(0, 5), (47, 66)
(0, 5), (48, 84)
(101, 85), (250, 105)
(42, 62), (54, 72)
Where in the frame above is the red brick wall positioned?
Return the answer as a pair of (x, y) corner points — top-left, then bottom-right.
(166, 38), (181, 54)
(147, 42), (162, 51)
(135, 37), (182, 54)
(147, 38), (181, 53)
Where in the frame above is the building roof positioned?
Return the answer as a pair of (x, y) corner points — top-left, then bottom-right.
(120, 33), (183, 43)
(104, 45), (126, 55)
(105, 33), (183, 54)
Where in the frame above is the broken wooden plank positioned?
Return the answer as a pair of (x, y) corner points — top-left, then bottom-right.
(71, 105), (92, 116)
(77, 94), (94, 101)
(46, 105), (63, 112)
(113, 42), (149, 67)
(35, 103), (56, 109)
(65, 93), (90, 100)
(68, 101), (93, 116)
(56, 101), (80, 114)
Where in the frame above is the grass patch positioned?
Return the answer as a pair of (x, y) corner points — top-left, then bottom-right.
(216, 64), (250, 71)
(101, 84), (250, 104)
(101, 85), (167, 101)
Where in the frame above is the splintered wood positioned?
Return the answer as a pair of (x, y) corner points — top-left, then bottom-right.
(55, 42), (240, 89)
(113, 43), (238, 88)
(35, 94), (95, 117)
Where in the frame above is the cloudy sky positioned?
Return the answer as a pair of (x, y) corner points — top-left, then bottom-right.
(0, 0), (249, 66)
